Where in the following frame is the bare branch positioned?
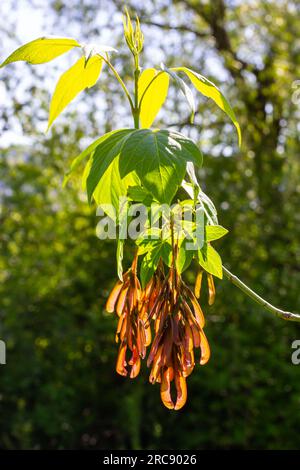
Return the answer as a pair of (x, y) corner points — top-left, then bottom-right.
(223, 266), (300, 322)
(142, 20), (209, 38)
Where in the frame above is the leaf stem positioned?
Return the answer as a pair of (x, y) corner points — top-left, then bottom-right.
(170, 212), (177, 296)
(102, 54), (135, 115)
(133, 54), (141, 129)
(222, 265), (300, 322)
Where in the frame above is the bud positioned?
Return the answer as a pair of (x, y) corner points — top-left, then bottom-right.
(123, 7), (144, 56)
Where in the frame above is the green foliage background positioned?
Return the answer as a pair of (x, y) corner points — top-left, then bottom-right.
(0, 0), (300, 449)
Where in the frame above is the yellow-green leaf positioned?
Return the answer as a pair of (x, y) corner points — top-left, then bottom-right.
(0, 37), (79, 68)
(47, 55), (102, 130)
(172, 67), (241, 147)
(138, 68), (169, 128)
(198, 244), (223, 279)
(82, 154), (138, 215)
(93, 156), (138, 210)
(206, 225), (228, 241)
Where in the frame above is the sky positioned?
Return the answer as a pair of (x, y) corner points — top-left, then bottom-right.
(0, 0), (229, 148)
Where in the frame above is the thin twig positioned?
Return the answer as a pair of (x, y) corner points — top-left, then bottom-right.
(223, 266), (300, 322)
(101, 54), (135, 114)
(142, 20), (209, 38)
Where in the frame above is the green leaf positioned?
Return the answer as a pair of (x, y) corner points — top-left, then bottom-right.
(167, 130), (203, 166)
(47, 55), (103, 130)
(177, 239), (194, 273)
(119, 129), (203, 204)
(198, 244), (223, 279)
(92, 155), (139, 212)
(140, 241), (171, 287)
(136, 227), (162, 248)
(139, 236), (192, 274)
(161, 64), (195, 122)
(138, 68), (169, 128)
(137, 240), (157, 256)
(206, 225), (228, 242)
(140, 245), (161, 288)
(0, 37), (79, 68)
(63, 132), (116, 187)
(83, 129), (139, 211)
(161, 243), (172, 266)
(172, 67), (242, 146)
(116, 238), (124, 281)
(127, 185), (153, 204)
(85, 129), (133, 201)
